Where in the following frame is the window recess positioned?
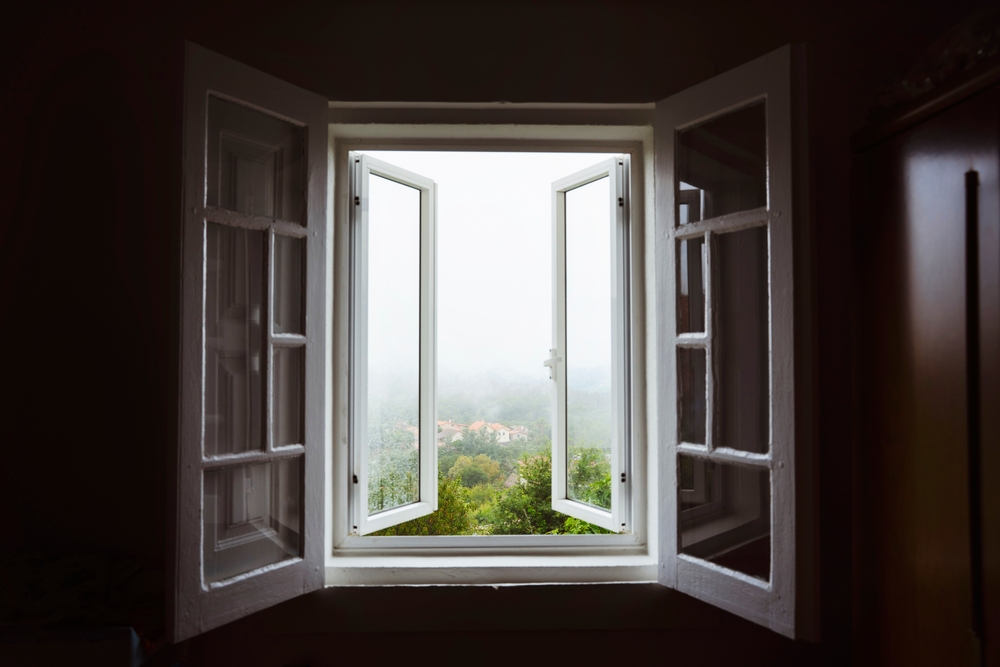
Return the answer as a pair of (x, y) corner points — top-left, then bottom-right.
(175, 41), (814, 645)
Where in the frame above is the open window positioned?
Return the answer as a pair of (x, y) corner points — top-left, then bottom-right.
(548, 157), (631, 532)
(175, 41), (813, 643)
(349, 153), (438, 535)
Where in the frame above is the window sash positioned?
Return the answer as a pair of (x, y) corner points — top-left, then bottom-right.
(350, 153), (438, 536)
(550, 156), (631, 533)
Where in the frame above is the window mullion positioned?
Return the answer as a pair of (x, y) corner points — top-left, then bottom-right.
(704, 229), (715, 453)
(265, 229), (274, 453)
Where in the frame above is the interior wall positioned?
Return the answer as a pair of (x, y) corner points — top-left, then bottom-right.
(1, 1), (993, 664)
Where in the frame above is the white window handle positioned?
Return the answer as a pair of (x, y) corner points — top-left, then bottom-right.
(543, 348), (562, 381)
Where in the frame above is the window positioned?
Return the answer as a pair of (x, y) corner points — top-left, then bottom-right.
(347, 150), (633, 538)
(174, 42), (815, 643)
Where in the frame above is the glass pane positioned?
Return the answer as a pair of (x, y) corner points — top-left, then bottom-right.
(565, 176), (613, 511)
(677, 236), (706, 334)
(206, 96), (305, 223)
(678, 456), (770, 582)
(716, 228), (769, 453)
(205, 224), (265, 456)
(678, 347), (707, 445)
(677, 101), (766, 224)
(273, 346), (304, 447)
(203, 457), (302, 583)
(366, 174), (421, 515)
(273, 235), (304, 334)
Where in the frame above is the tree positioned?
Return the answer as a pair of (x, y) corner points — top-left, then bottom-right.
(370, 477), (474, 536)
(366, 413), (419, 515)
(448, 453), (503, 487)
(567, 446), (612, 509)
(482, 452), (564, 534)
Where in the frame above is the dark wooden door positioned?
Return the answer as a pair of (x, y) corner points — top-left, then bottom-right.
(854, 83), (1000, 666)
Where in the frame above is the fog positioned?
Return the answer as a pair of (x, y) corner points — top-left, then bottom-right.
(365, 150), (619, 396)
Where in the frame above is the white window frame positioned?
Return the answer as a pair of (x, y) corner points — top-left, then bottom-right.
(327, 125), (654, 579)
(175, 43), (815, 643)
(349, 153), (438, 535)
(550, 156), (631, 532)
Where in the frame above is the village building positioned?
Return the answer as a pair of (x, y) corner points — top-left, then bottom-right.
(488, 423), (510, 444)
(436, 428), (463, 445)
(509, 425), (531, 442)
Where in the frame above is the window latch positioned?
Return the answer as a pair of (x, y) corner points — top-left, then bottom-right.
(543, 349), (562, 381)
(354, 196), (360, 206)
(618, 197), (624, 207)
(352, 474), (358, 484)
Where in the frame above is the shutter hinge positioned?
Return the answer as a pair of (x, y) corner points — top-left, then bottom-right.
(352, 474), (359, 484)
(620, 473), (626, 483)
(354, 196), (360, 206)
(618, 197), (624, 207)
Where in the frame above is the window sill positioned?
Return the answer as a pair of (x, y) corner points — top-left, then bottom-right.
(325, 551), (656, 586)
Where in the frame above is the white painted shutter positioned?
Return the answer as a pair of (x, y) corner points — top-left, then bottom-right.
(655, 45), (817, 640)
(171, 42), (329, 641)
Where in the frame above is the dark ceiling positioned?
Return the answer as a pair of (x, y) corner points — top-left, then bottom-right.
(7, 0), (995, 104)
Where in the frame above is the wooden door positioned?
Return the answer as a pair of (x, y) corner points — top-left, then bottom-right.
(854, 83), (999, 666)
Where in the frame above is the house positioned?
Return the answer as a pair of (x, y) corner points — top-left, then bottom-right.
(5, 1), (997, 664)
(436, 428), (463, 445)
(509, 425), (531, 442)
(488, 422), (510, 444)
(468, 420), (511, 443)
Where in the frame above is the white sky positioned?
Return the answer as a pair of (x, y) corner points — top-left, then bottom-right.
(366, 151), (619, 390)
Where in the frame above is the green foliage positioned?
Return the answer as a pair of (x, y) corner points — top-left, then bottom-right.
(438, 428), (547, 481)
(367, 409), (419, 515)
(567, 447), (612, 510)
(481, 452), (565, 534)
(370, 477), (473, 536)
(561, 516), (613, 534)
(466, 483), (497, 508)
(448, 454), (503, 488)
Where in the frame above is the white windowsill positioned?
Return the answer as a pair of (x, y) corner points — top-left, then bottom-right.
(325, 552), (657, 586)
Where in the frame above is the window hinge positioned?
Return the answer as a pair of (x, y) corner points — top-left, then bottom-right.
(354, 196), (360, 206)
(352, 474), (358, 484)
(618, 197), (624, 207)
(620, 473), (626, 483)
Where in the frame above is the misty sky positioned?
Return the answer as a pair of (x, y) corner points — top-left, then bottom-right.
(365, 151), (619, 393)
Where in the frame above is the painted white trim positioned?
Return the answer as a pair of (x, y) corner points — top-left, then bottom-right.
(329, 124), (653, 563)
(326, 555), (656, 586)
(656, 44), (806, 639)
(173, 41), (328, 643)
(549, 157), (630, 533)
(350, 153), (438, 536)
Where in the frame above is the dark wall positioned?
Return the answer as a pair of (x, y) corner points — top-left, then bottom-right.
(0, 1), (992, 664)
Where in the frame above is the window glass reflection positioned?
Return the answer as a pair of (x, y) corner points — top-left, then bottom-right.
(679, 456), (770, 581)
(677, 102), (766, 223)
